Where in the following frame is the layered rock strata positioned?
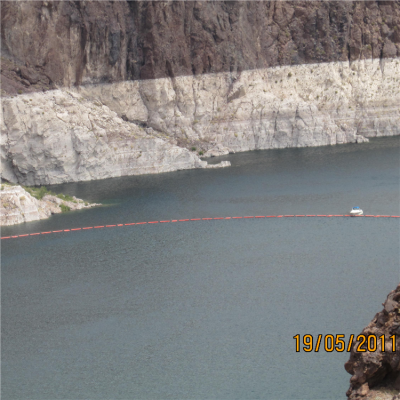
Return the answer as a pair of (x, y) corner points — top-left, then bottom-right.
(1, 58), (399, 185)
(80, 58), (400, 157)
(0, 184), (99, 226)
(345, 284), (400, 400)
(1, 1), (399, 185)
(1, 1), (399, 93)
(1, 89), (220, 185)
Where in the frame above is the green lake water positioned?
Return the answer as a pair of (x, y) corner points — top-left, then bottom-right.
(2, 137), (399, 399)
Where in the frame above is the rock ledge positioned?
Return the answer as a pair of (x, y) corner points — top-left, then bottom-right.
(0, 184), (100, 226)
(345, 284), (400, 400)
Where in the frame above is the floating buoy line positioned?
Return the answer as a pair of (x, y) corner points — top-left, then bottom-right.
(1, 214), (399, 240)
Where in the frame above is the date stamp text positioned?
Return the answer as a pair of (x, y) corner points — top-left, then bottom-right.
(293, 334), (397, 353)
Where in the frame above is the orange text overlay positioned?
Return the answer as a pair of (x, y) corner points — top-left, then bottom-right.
(293, 334), (397, 353)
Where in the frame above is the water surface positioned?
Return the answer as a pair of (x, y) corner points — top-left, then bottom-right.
(2, 137), (399, 399)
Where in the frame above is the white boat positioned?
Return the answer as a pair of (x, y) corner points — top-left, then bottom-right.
(350, 206), (363, 216)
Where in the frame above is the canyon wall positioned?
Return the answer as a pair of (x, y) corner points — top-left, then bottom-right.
(2, 1), (399, 92)
(2, 58), (399, 185)
(1, 1), (400, 185)
(0, 89), (209, 185)
(79, 58), (400, 156)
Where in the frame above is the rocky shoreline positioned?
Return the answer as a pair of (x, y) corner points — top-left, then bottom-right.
(345, 284), (400, 400)
(1, 1), (399, 186)
(0, 184), (100, 226)
(1, 58), (398, 186)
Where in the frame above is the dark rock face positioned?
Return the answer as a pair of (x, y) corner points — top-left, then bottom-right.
(1, 1), (400, 94)
(345, 284), (400, 400)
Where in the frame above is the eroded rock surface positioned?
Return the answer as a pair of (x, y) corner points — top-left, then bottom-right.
(1, 1), (400, 94)
(0, 0), (400, 93)
(1, 58), (398, 185)
(1, 89), (208, 185)
(0, 185), (99, 226)
(80, 58), (399, 156)
(345, 284), (400, 400)
(1, 1), (399, 185)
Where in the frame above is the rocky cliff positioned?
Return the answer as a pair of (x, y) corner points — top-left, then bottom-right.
(78, 58), (399, 157)
(0, 184), (99, 226)
(345, 284), (400, 400)
(0, 88), (212, 185)
(1, 1), (400, 185)
(2, 1), (399, 91)
(2, 57), (398, 185)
